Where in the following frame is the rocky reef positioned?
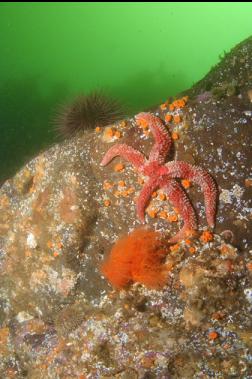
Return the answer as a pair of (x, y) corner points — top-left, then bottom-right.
(0, 37), (251, 378)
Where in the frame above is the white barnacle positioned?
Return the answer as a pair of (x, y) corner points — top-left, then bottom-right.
(26, 232), (38, 249)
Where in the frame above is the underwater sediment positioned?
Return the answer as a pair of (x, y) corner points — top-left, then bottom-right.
(0, 37), (252, 378)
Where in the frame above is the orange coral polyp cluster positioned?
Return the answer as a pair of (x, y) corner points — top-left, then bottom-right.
(101, 229), (169, 289)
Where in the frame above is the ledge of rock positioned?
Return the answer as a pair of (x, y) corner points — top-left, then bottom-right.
(0, 37), (251, 378)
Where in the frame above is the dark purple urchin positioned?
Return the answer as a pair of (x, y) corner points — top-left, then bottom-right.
(54, 92), (125, 138)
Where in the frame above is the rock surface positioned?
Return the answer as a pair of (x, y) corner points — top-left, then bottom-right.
(0, 37), (252, 378)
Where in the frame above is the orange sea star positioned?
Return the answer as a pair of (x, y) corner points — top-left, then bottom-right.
(101, 112), (218, 242)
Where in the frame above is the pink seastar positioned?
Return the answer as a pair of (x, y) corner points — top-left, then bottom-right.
(101, 112), (218, 243)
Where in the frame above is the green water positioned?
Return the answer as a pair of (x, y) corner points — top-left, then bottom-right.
(0, 2), (252, 183)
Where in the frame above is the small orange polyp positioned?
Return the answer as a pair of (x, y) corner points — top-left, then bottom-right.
(159, 210), (168, 219)
(170, 243), (180, 252)
(158, 192), (166, 201)
(173, 115), (182, 124)
(208, 331), (218, 340)
(114, 130), (121, 138)
(127, 187), (135, 194)
(200, 230), (213, 243)
(165, 114), (172, 122)
(181, 179), (191, 189)
(136, 118), (148, 129)
(104, 199), (111, 207)
(103, 181), (113, 190)
(137, 177), (145, 185)
(246, 262), (252, 271)
(114, 163), (125, 172)
(147, 208), (158, 218)
(189, 246), (196, 254)
(105, 127), (114, 138)
(167, 214), (178, 222)
(47, 240), (53, 249)
(118, 180), (126, 187)
(171, 132), (179, 140)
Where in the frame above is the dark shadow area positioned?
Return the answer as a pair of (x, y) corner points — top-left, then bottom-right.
(0, 77), (69, 185)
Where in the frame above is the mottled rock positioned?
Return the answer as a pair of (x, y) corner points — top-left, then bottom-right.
(0, 37), (252, 378)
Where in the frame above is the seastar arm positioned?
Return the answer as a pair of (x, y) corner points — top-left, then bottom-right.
(136, 176), (161, 223)
(160, 177), (198, 243)
(165, 161), (218, 228)
(135, 112), (172, 165)
(100, 143), (146, 170)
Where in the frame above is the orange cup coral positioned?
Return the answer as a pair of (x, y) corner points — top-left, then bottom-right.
(101, 228), (170, 289)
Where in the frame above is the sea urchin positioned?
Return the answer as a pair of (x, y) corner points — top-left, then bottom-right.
(54, 92), (125, 138)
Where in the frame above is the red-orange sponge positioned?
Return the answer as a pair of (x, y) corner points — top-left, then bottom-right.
(101, 228), (169, 289)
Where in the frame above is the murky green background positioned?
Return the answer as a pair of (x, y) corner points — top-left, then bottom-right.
(0, 2), (251, 183)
